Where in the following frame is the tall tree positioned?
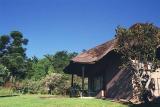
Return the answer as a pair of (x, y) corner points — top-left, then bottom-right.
(45, 51), (78, 73)
(116, 23), (160, 102)
(0, 31), (28, 82)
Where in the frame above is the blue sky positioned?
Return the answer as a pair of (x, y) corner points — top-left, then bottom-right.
(0, 0), (160, 58)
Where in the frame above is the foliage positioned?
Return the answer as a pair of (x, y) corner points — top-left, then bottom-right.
(0, 31), (81, 96)
(0, 31), (28, 82)
(13, 73), (71, 95)
(30, 58), (51, 80)
(14, 80), (42, 94)
(41, 73), (70, 95)
(6, 50), (78, 95)
(0, 64), (9, 85)
(116, 23), (160, 65)
(0, 87), (13, 96)
(45, 51), (78, 73)
(115, 23), (160, 102)
(26, 51), (77, 81)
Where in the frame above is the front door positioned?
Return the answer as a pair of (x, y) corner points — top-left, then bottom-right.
(88, 75), (103, 96)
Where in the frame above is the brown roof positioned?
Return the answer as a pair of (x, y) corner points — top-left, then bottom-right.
(72, 39), (117, 64)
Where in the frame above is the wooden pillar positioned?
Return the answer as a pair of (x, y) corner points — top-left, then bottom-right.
(70, 74), (74, 97)
(71, 74), (74, 87)
(82, 66), (85, 97)
(88, 77), (91, 96)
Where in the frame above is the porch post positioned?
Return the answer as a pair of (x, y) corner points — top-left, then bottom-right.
(71, 74), (74, 87)
(70, 73), (74, 97)
(81, 66), (85, 97)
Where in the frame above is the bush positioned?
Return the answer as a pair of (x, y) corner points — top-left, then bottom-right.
(0, 87), (13, 96)
(12, 73), (71, 95)
(0, 64), (9, 86)
(13, 80), (42, 94)
(41, 73), (70, 95)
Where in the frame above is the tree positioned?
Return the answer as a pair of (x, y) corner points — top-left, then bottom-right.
(116, 23), (160, 102)
(31, 58), (51, 80)
(0, 31), (28, 82)
(45, 51), (78, 73)
(27, 51), (77, 80)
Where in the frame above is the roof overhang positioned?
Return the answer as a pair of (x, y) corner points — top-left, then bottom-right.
(64, 39), (118, 75)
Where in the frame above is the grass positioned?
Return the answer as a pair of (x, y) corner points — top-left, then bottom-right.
(0, 95), (127, 107)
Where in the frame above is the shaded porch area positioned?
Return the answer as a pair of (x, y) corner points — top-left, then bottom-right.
(64, 50), (123, 98)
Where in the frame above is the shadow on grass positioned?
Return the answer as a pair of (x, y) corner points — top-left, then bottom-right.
(39, 95), (68, 99)
(0, 95), (19, 98)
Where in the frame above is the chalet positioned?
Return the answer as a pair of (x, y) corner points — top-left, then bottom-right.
(64, 38), (160, 102)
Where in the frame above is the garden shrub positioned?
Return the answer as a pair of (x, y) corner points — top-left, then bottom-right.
(0, 87), (13, 96)
(41, 73), (71, 95)
(13, 80), (42, 94)
(12, 73), (71, 95)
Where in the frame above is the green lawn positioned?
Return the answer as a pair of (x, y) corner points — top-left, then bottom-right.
(0, 95), (127, 107)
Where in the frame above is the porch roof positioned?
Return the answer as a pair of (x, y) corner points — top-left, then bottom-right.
(72, 39), (117, 64)
(64, 38), (118, 75)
